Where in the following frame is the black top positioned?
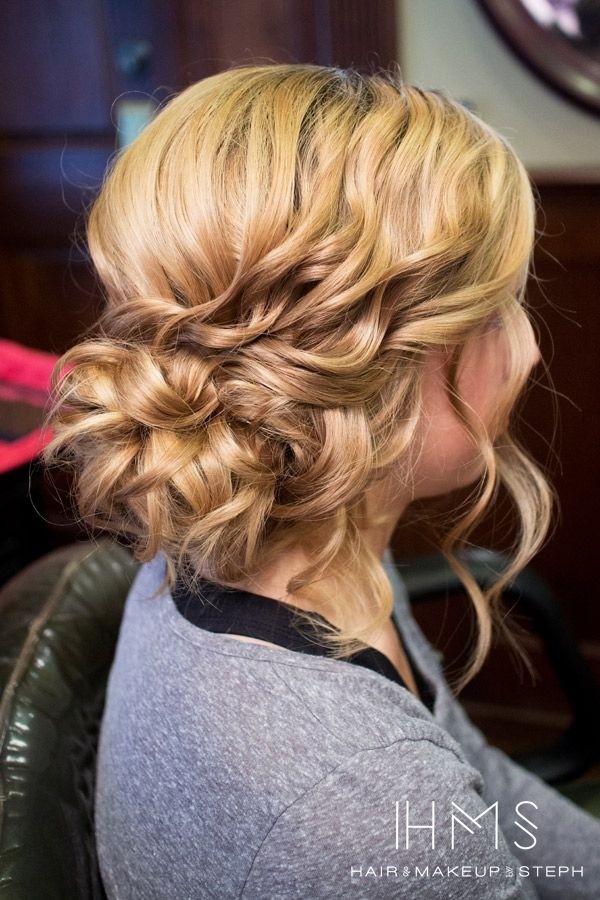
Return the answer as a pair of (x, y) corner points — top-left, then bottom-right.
(172, 575), (436, 714)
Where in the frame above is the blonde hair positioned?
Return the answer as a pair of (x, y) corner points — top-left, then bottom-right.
(43, 63), (554, 693)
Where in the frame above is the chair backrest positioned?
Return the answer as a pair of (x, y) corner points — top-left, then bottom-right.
(0, 539), (139, 899)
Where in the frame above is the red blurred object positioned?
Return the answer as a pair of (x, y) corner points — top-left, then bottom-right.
(0, 339), (60, 474)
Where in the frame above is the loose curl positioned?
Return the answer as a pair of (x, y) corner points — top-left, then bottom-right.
(43, 63), (554, 694)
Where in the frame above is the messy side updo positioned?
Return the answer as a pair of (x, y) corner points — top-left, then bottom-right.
(43, 63), (554, 692)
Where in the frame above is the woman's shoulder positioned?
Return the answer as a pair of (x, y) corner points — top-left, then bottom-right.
(97, 556), (538, 899)
(241, 736), (536, 899)
(113, 555), (467, 763)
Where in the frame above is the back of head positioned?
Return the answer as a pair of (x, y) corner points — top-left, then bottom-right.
(44, 63), (553, 692)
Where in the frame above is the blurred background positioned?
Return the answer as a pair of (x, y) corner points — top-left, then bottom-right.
(1, 0), (599, 769)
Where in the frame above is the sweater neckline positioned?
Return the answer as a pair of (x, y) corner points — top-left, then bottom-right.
(169, 572), (437, 715)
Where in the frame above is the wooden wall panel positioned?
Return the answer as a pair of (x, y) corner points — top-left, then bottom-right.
(0, 0), (113, 134)
(394, 179), (600, 718)
(518, 181), (600, 639)
(0, 251), (101, 352)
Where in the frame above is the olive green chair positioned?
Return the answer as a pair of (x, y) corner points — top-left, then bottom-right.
(0, 540), (138, 900)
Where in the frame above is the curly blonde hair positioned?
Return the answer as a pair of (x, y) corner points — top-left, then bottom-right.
(43, 63), (554, 693)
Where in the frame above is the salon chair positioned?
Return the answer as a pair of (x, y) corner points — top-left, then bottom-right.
(0, 540), (598, 899)
(0, 540), (137, 899)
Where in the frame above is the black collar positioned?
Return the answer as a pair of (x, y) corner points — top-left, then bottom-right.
(171, 575), (436, 714)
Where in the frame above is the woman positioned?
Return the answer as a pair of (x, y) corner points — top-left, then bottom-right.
(43, 63), (600, 898)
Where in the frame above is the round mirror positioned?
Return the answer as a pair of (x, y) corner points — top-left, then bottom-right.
(476, 0), (600, 116)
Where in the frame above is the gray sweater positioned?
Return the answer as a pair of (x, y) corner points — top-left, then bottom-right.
(95, 550), (600, 898)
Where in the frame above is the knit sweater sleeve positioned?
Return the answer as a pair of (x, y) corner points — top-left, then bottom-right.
(382, 551), (600, 898)
(439, 695), (600, 899)
(241, 737), (539, 899)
